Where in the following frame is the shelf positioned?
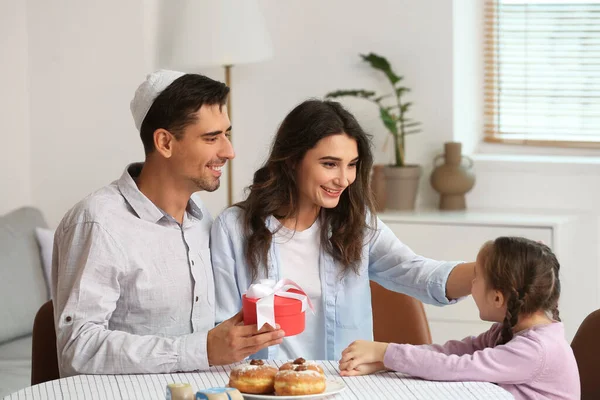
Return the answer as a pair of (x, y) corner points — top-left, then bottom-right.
(377, 208), (575, 228)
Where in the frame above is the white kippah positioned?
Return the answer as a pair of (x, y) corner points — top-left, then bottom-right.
(130, 69), (186, 131)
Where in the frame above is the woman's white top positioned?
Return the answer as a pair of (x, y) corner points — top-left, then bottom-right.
(273, 218), (325, 360)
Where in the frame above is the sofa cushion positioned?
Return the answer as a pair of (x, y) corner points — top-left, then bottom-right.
(0, 207), (48, 344)
(34, 227), (54, 299)
(0, 334), (32, 360)
(0, 335), (32, 397)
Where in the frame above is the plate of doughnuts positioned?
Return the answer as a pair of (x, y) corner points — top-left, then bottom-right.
(228, 358), (346, 398)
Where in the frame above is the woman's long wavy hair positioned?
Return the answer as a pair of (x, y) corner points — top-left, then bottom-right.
(237, 99), (376, 281)
(479, 237), (561, 345)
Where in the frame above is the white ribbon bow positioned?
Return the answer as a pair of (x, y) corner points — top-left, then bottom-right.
(245, 278), (315, 330)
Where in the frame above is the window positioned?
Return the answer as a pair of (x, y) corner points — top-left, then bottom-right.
(484, 0), (600, 148)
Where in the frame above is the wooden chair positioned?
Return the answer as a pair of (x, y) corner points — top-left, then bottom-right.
(370, 281), (432, 345)
(31, 300), (60, 385)
(571, 309), (600, 400)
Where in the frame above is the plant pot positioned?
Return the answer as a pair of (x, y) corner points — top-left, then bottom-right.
(383, 165), (421, 210)
(371, 165), (387, 212)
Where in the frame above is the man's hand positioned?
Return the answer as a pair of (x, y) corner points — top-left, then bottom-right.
(207, 311), (285, 366)
(338, 340), (388, 373)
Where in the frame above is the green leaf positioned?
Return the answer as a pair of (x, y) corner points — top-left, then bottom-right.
(404, 129), (422, 135)
(395, 87), (411, 97)
(360, 53), (402, 85)
(403, 121), (422, 128)
(379, 107), (398, 135)
(400, 102), (413, 113)
(373, 94), (394, 103)
(325, 89), (376, 99)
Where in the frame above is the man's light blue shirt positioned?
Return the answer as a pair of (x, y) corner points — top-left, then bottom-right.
(210, 206), (461, 361)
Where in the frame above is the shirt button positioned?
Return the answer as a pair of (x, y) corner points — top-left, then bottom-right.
(195, 296), (199, 302)
(191, 260), (195, 266)
(65, 316), (72, 322)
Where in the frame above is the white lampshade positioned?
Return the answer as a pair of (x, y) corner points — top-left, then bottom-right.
(163, 0), (273, 68)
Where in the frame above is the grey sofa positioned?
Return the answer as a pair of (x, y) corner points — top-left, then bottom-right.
(0, 207), (49, 397)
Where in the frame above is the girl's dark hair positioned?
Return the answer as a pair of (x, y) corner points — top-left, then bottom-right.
(237, 99), (375, 280)
(480, 237), (561, 345)
(140, 74), (229, 155)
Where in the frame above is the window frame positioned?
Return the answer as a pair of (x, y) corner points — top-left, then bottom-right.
(483, 0), (600, 149)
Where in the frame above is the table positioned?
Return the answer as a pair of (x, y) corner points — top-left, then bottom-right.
(3, 361), (513, 399)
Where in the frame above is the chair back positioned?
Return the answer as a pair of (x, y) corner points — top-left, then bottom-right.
(370, 281), (432, 345)
(571, 309), (600, 400)
(31, 300), (59, 385)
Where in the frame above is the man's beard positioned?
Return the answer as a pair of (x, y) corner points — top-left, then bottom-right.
(192, 177), (220, 192)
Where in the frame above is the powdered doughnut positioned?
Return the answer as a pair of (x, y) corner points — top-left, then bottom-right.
(228, 359), (278, 394)
(279, 357), (325, 376)
(274, 364), (326, 396)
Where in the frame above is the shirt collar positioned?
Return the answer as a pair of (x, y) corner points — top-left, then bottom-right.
(117, 163), (204, 224)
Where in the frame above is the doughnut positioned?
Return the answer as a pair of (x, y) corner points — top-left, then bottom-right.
(228, 359), (278, 394)
(279, 357), (325, 376)
(274, 364), (326, 396)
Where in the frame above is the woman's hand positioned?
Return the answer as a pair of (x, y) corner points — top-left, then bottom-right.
(339, 340), (389, 373)
(446, 262), (475, 300)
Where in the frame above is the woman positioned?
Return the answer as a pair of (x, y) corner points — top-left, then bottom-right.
(210, 99), (473, 361)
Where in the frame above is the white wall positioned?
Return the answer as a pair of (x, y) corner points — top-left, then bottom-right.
(3, 1), (600, 317)
(0, 0), (31, 215)
(228, 0), (455, 211)
(151, 0), (456, 219)
(2, 0), (457, 226)
(26, 0), (148, 226)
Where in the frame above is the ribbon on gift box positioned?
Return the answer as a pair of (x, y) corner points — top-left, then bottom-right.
(245, 278), (315, 330)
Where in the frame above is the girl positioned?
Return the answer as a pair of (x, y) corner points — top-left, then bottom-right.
(339, 237), (580, 400)
(210, 99), (474, 361)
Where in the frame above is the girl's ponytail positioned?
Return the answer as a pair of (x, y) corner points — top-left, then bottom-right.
(499, 288), (525, 345)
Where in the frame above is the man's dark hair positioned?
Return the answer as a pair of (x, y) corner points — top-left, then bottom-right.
(140, 74), (229, 155)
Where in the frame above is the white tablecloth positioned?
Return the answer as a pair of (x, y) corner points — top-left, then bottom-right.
(3, 360), (513, 399)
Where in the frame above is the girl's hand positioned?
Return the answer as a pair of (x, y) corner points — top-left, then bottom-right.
(339, 361), (386, 376)
(339, 340), (389, 371)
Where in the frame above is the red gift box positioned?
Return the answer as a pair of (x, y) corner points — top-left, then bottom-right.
(242, 288), (306, 337)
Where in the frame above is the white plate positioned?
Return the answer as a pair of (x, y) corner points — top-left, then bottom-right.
(240, 379), (346, 399)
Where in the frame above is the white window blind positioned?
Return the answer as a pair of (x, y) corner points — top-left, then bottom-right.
(484, 0), (600, 147)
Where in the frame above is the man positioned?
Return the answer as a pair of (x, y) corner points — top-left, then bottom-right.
(52, 70), (284, 377)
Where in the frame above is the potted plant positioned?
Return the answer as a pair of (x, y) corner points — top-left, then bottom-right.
(326, 53), (422, 210)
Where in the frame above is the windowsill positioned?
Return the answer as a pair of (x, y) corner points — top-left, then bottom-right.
(472, 153), (600, 164)
(476, 141), (600, 158)
(470, 152), (600, 175)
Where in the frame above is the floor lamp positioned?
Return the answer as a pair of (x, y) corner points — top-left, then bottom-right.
(163, 0), (273, 206)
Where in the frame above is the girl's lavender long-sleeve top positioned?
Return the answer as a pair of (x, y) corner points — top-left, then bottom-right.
(383, 322), (579, 400)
